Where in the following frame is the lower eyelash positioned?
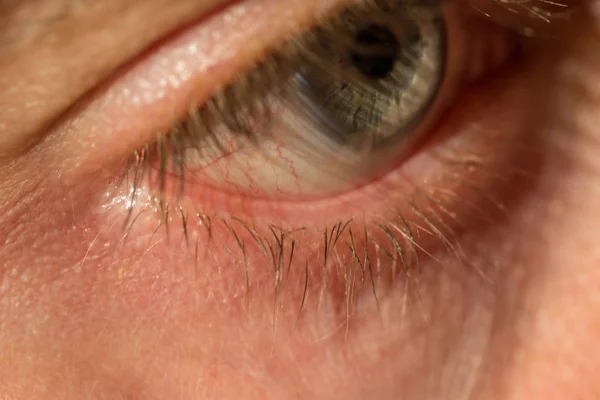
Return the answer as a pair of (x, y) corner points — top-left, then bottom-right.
(117, 120), (532, 314)
(116, 155), (517, 328)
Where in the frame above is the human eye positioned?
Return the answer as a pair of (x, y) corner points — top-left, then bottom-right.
(4, 0), (593, 397)
(79, 0), (538, 222)
(82, 0), (554, 275)
(135, 2), (505, 203)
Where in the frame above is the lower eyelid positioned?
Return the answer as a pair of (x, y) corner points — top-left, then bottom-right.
(85, 58), (546, 322)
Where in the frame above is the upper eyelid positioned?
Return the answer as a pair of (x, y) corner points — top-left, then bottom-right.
(46, 0), (570, 183)
(47, 0), (357, 179)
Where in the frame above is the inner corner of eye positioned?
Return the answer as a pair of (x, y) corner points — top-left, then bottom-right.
(127, 1), (519, 206)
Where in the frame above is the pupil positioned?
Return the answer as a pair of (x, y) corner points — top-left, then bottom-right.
(350, 25), (399, 79)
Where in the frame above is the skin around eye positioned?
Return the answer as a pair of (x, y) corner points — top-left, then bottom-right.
(27, 0), (553, 343)
(3, 0), (599, 399)
(36, 0), (545, 345)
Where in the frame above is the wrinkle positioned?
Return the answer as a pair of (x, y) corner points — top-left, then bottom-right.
(0, 0), (234, 157)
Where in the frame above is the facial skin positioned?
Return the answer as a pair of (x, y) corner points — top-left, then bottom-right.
(1, 0), (600, 399)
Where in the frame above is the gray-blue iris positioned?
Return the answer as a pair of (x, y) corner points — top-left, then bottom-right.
(290, 7), (446, 151)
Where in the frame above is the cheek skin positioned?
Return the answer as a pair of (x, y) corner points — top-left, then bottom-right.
(0, 51), (559, 400)
(473, 20), (600, 398)
(2, 14), (600, 400)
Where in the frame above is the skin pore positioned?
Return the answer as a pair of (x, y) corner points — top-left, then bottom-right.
(1, 0), (600, 399)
